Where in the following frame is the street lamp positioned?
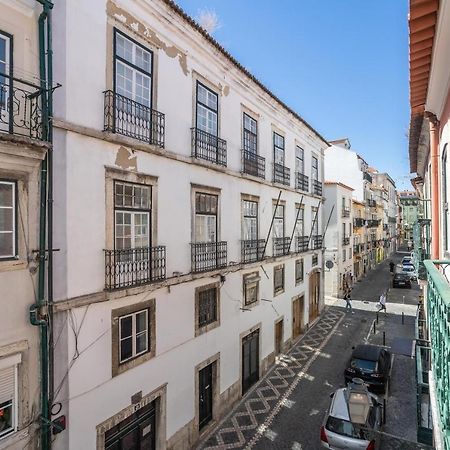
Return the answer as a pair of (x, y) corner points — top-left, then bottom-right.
(346, 378), (371, 424)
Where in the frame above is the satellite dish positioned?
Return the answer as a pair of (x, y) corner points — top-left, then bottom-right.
(326, 260), (334, 269)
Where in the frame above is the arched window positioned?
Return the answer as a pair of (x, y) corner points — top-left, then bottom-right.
(442, 144), (448, 251)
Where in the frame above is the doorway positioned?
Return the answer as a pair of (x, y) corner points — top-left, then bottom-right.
(199, 363), (214, 430)
(292, 296), (304, 340)
(274, 320), (283, 355)
(309, 271), (320, 322)
(242, 329), (259, 394)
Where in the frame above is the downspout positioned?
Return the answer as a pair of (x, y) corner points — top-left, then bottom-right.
(427, 113), (440, 259)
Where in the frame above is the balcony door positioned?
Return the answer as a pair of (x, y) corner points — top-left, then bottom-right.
(311, 155), (319, 182)
(195, 192), (218, 243)
(114, 30), (153, 140)
(0, 31), (11, 132)
(295, 146), (304, 174)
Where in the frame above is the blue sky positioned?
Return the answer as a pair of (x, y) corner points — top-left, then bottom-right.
(177, 0), (411, 190)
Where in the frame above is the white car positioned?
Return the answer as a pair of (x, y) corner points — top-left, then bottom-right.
(402, 256), (413, 265)
(320, 387), (382, 449)
(401, 263), (417, 281)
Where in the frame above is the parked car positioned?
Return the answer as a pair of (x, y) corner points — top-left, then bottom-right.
(344, 345), (391, 393)
(320, 386), (382, 449)
(392, 273), (411, 288)
(400, 264), (417, 281)
(402, 256), (413, 265)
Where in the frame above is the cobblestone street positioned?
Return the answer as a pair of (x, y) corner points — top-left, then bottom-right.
(198, 254), (426, 449)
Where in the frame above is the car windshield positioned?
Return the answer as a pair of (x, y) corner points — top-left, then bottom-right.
(350, 358), (377, 372)
(326, 416), (369, 440)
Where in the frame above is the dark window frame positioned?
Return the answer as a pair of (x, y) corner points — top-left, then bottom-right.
(198, 287), (218, 328)
(195, 81), (219, 137)
(295, 259), (304, 285)
(273, 132), (285, 165)
(273, 264), (285, 296)
(195, 282), (220, 336)
(242, 199), (258, 241)
(0, 179), (18, 261)
(243, 113), (258, 154)
(295, 145), (304, 174)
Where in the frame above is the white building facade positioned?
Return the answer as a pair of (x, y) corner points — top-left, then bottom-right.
(323, 182), (354, 298)
(50, 1), (328, 449)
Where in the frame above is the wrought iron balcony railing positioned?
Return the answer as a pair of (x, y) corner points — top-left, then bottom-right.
(191, 241), (227, 273)
(242, 150), (265, 179)
(423, 260), (450, 450)
(104, 246), (166, 290)
(273, 237), (290, 256)
(342, 237), (350, 245)
(241, 239), (265, 263)
(103, 90), (165, 147)
(312, 235), (322, 250)
(273, 163), (290, 186)
(191, 127), (227, 166)
(363, 171), (373, 183)
(367, 219), (380, 228)
(295, 235), (309, 253)
(342, 207), (350, 218)
(353, 218), (365, 228)
(367, 199), (377, 208)
(295, 172), (309, 192)
(312, 180), (323, 196)
(0, 74), (47, 140)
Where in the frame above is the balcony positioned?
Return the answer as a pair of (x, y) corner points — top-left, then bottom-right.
(242, 150), (265, 179)
(103, 90), (165, 147)
(273, 237), (290, 256)
(353, 244), (361, 254)
(367, 219), (380, 228)
(312, 180), (323, 196)
(241, 239), (265, 264)
(363, 171), (373, 183)
(295, 172), (309, 192)
(423, 260), (450, 450)
(353, 218), (365, 228)
(367, 199), (377, 208)
(295, 235), (309, 253)
(0, 74), (47, 140)
(342, 207), (350, 218)
(104, 246), (166, 290)
(191, 241), (227, 273)
(273, 163), (290, 186)
(342, 237), (350, 246)
(312, 235), (322, 250)
(191, 127), (227, 166)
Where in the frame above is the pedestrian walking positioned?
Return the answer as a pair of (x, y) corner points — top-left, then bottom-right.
(344, 290), (354, 313)
(389, 261), (395, 274)
(377, 291), (387, 313)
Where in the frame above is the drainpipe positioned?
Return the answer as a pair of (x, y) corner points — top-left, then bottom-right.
(426, 112), (440, 259)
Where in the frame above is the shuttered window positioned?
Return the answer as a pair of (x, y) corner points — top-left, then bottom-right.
(0, 354), (20, 440)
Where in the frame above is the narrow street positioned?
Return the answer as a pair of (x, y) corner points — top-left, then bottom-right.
(199, 254), (424, 450)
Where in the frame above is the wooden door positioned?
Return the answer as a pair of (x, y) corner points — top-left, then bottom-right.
(309, 271), (320, 322)
(292, 296), (304, 339)
(199, 363), (213, 430)
(274, 320), (283, 355)
(242, 330), (259, 394)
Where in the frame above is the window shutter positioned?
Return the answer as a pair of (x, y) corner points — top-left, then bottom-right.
(0, 366), (15, 405)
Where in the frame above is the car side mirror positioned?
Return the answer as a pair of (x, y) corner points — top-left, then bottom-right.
(329, 392), (334, 398)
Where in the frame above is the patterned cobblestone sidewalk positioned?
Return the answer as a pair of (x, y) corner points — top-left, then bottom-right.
(198, 308), (345, 450)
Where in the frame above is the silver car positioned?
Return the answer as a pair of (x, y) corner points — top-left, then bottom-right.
(320, 387), (382, 449)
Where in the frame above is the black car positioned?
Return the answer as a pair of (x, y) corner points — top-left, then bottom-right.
(392, 273), (411, 288)
(344, 344), (391, 393)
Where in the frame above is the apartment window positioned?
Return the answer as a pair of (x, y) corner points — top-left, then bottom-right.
(0, 181), (16, 259)
(349, 248), (352, 259)
(0, 31), (11, 111)
(273, 204), (285, 238)
(114, 30), (152, 108)
(343, 249), (346, 262)
(0, 354), (20, 440)
(196, 82), (218, 137)
(273, 133), (285, 165)
(342, 223), (346, 239)
(312, 206), (319, 235)
(242, 200), (258, 241)
(198, 287), (218, 328)
(119, 309), (149, 364)
(274, 264), (285, 295)
(114, 181), (151, 250)
(294, 205), (304, 237)
(295, 259), (304, 285)
(312, 254), (318, 266)
(295, 146), (304, 174)
(243, 272), (260, 306)
(195, 192), (218, 242)
(243, 113), (257, 154)
(312, 155), (319, 181)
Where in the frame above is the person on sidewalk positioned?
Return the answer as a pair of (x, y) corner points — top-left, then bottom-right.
(389, 261), (395, 274)
(377, 291), (387, 314)
(344, 290), (354, 314)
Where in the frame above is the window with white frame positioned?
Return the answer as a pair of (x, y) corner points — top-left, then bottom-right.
(195, 192), (218, 242)
(294, 205), (304, 237)
(295, 146), (304, 174)
(114, 181), (151, 250)
(243, 272), (260, 306)
(273, 133), (285, 165)
(311, 206), (319, 236)
(243, 113), (257, 154)
(115, 30), (152, 109)
(0, 31), (11, 113)
(0, 181), (16, 259)
(311, 155), (319, 181)
(196, 82), (218, 136)
(273, 204), (285, 238)
(119, 309), (149, 364)
(295, 259), (304, 284)
(0, 353), (21, 440)
(274, 264), (285, 295)
(242, 200), (258, 241)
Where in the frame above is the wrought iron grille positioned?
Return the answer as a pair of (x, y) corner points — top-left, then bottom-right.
(312, 235), (322, 250)
(342, 207), (350, 218)
(242, 150), (265, 179)
(342, 237), (350, 245)
(241, 239), (265, 263)
(191, 241), (227, 273)
(198, 287), (217, 328)
(295, 235), (309, 253)
(367, 219), (380, 228)
(273, 163), (290, 186)
(312, 180), (323, 196)
(273, 237), (290, 256)
(367, 199), (377, 208)
(0, 74), (46, 140)
(103, 90), (165, 147)
(295, 172), (309, 192)
(191, 127), (227, 166)
(104, 246), (166, 290)
(354, 218), (365, 228)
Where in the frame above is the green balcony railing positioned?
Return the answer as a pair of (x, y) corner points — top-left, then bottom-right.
(424, 260), (450, 449)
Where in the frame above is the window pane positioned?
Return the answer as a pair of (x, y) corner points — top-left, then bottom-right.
(195, 215), (216, 242)
(135, 46), (152, 73)
(0, 400), (13, 437)
(0, 233), (13, 257)
(0, 183), (13, 207)
(136, 331), (148, 354)
(136, 311), (148, 333)
(120, 337), (133, 362)
(120, 316), (133, 339)
(0, 208), (12, 232)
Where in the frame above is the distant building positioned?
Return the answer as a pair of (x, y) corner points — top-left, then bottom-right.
(398, 191), (419, 243)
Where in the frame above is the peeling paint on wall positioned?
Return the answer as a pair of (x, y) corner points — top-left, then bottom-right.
(107, 1), (189, 76)
(115, 146), (137, 170)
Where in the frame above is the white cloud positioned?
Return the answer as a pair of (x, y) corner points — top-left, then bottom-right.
(196, 9), (221, 34)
